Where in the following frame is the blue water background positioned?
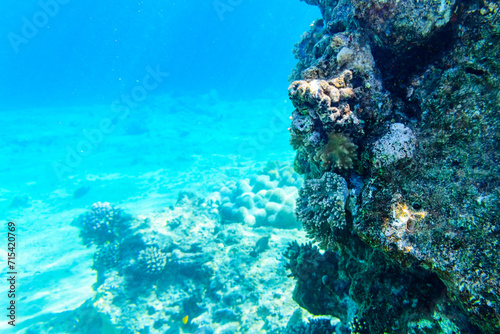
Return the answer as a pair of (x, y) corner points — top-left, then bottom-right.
(0, 1), (319, 110)
(0, 3), (320, 330)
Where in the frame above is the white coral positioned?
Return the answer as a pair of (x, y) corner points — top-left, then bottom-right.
(372, 123), (415, 167)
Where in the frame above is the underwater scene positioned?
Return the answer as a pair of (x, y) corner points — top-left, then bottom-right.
(1, 0), (500, 333)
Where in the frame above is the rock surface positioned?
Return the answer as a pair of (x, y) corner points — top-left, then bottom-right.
(287, 0), (500, 332)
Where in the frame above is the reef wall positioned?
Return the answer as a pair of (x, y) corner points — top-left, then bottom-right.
(287, 0), (500, 332)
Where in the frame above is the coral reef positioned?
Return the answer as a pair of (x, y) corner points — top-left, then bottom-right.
(287, 0), (500, 332)
(67, 166), (313, 333)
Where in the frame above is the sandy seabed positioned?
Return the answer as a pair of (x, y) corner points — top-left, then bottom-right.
(1, 94), (315, 333)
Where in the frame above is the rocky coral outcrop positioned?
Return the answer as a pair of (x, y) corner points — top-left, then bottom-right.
(284, 316), (340, 334)
(288, 0), (500, 332)
(351, 0), (457, 54)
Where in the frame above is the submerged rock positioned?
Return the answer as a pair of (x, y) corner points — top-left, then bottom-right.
(288, 0), (500, 332)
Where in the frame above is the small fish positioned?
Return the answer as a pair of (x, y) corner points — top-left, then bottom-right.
(73, 186), (90, 199)
(250, 236), (270, 257)
(182, 315), (189, 324)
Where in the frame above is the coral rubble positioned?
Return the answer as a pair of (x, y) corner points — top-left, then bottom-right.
(287, 0), (500, 332)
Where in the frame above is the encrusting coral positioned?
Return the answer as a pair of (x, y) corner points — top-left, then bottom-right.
(370, 122), (415, 168)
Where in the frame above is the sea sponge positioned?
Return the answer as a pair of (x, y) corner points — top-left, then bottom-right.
(314, 132), (357, 170)
(371, 123), (415, 167)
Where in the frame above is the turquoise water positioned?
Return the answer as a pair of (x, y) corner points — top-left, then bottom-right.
(1, 1), (321, 333)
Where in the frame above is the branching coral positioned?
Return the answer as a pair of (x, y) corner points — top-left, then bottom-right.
(295, 172), (349, 248)
(73, 202), (132, 246)
(314, 132), (357, 170)
(92, 242), (121, 272)
(138, 246), (168, 276)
